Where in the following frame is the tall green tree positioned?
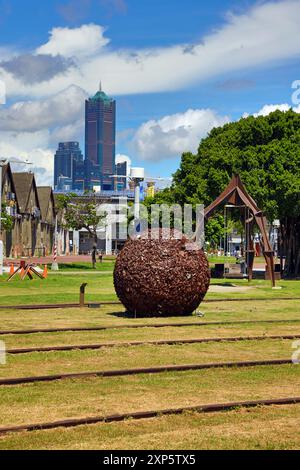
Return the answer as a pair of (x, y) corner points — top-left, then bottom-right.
(56, 193), (106, 244)
(152, 110), (300, 277)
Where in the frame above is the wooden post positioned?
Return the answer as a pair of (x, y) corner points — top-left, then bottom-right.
(79, 283), (88, 308)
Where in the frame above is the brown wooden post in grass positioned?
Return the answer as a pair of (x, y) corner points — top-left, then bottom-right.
(79, 283), (88, 308)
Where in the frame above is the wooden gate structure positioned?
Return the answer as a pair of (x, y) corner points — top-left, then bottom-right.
(204, 175), (275, 287)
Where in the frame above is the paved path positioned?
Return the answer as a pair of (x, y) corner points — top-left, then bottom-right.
(47, 271), (114, 275)
(4, 255), (115, 266)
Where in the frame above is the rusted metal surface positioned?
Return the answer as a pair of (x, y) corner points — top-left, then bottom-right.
(0, 358), (292, 387)
(0, 396), (299, 435)
(114, 230), (210, 317)
(6, 334), (300, 355)
(79, 283), (88, 308)
(1, 319), (300, 336)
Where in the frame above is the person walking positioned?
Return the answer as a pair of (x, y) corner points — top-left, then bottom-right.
(92, 244), (97, 269)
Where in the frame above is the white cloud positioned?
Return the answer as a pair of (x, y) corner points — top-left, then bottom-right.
(0, 85), (88, 132)
(254, 103), (291, 117)
(1, 1), (300, 98)
(0, 85), (88, 185)
(0, 130), (54, 185)
(243, 103), (300, 118)
(256, 103), (300, 116)
(36, 24), (109, 58)
(131, 108), (230, 161)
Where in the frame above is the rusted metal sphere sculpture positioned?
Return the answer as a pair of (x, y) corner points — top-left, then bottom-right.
(114, 230), (210, 317)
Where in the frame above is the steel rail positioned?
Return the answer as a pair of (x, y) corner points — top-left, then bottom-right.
(5, 334), (300, 355)
(0, 358), (293, 387)
(0, 396), (299, 435)
(1, 319), (300, 336)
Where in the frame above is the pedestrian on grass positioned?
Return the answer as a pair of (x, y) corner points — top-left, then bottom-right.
(92, 244), (97, 269)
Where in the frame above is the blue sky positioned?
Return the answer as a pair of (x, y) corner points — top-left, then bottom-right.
(0, 0), (299, 184)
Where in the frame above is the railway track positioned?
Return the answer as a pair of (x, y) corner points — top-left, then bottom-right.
(0, 396), (299, 435)
(5, 334), (300, 355)
(0, 358), (293, 387)
(1, 318), (300, 336)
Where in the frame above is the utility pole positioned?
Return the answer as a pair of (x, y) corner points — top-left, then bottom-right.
(51, 214), (59, 271)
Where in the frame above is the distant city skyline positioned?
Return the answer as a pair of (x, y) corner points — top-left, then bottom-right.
(54, 85), (122, 191)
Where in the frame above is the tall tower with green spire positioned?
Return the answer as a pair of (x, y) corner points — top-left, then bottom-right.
(85, 83), (116, 190)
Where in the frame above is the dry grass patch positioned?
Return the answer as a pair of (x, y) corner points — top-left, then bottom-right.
(0, 403), (299, 450)
(0, 365), (298, 427)
(0, 338), (296, 379)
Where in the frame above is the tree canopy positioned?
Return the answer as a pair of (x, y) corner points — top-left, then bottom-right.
(56, 193), (106, 243)
(150, 109), (300, 276)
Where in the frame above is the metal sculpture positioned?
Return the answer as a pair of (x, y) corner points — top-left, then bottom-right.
(204, 175), (275, 287)
(114, 229), (210, 317)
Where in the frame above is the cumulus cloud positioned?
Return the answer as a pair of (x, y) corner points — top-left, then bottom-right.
(1, 1), (300, 98)
(0, 85), (88, 132)
(0, 54), (76, 84)
(0, 130), (54, 185)
(0, 86), (88, 184)
(131, 108), (230, 161)
(254, 103), (293, 117)
(36, 24), (109, 58)
(242, 103), (300, 118)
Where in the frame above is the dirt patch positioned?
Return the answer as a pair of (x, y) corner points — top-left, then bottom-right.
(209, 285), (254, 293)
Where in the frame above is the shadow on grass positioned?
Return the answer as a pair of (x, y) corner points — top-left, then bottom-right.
(108, 310), (194, 319)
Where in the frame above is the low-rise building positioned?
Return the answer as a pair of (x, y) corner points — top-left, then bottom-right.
(37, 187), (56, 256)
(1, 163), (21, 258)
(12, 172), (42, 257)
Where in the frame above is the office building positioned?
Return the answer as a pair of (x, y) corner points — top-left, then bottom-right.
(85, 84), (116, 190)
(54, 142), (83, 189)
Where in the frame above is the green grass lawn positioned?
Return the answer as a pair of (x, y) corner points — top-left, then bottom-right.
(57, 261), (115, 271)
(0, 271), (299, 449)
(1, 271), (300, 307)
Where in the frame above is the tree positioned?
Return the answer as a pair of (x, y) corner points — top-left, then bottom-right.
(56, 193), (106, 244)
(153, 110), (300, 277)
(1, 203), (13, 232)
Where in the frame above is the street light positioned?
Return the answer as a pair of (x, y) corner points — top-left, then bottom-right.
(0, 158), (33, 275)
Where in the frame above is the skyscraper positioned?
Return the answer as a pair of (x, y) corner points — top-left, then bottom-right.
(116, 161), (127, 190)
(54, 142), (83, 189)
(85, 84), (116, 190)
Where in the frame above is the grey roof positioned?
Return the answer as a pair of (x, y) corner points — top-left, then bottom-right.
(12, 172), (38, 213)
(37, 186), (55, 221)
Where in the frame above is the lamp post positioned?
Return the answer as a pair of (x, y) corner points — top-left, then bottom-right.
(0, 158), (32, 275)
